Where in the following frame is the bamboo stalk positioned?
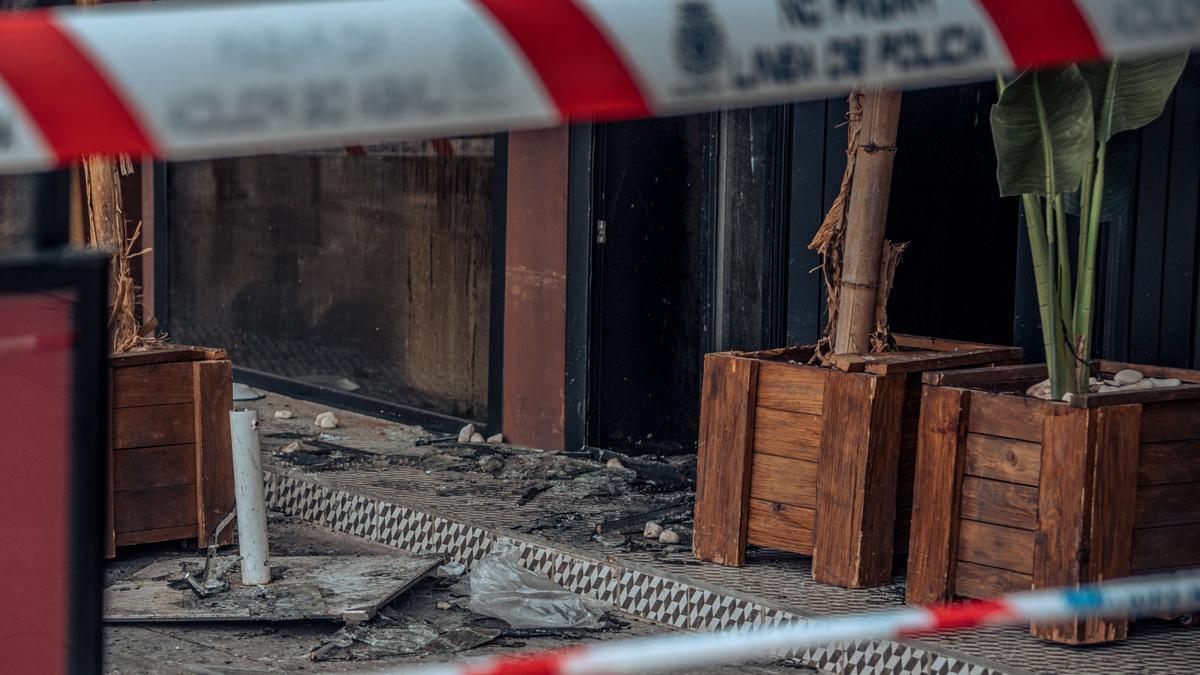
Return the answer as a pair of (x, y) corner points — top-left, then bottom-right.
(832, 87), (902, 355)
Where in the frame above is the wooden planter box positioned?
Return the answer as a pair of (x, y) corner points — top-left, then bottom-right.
(906, 361), (1200, 644)
(692, 335), (1021, 588)
(106, 345), (235, 558)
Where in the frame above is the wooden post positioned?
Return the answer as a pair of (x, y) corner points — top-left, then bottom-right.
(502, 128), (569, 450)
(905, 386), (972, 604)
(1032, 405), (1140, 643)
(194, 359), (236, 547)
(692, 354), (759, 567)
(812, 371), (905, 587)
(832, 87), (902, 355)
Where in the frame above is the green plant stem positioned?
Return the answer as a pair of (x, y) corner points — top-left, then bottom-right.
(1073, 143), (1106, 391)
(1072, 62), (1119, 392)
(1023, 195), (1058, 394)
(1054, 193), (1072, 323)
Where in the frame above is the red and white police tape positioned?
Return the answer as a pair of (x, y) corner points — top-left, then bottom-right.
(0, 0), (1198, 173)
(391, 570), (1200, 675)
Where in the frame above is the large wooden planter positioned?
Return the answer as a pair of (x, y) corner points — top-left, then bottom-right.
(906, 362), (1200, 644)
(692, 335), (1021, 588)
(106, 345), (235, 558)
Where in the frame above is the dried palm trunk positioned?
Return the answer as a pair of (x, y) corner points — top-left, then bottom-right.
(82, 155), (141, 353)
(832, 87), (902, 355)
(870, 240), (908, 352)
(808, 88), (903, 362)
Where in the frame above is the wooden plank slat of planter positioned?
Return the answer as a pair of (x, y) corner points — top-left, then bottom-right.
(1032, 405), (1090, 641)
(960, 477), (1037, 530)
(746, 499), (814, 554)
(813, 371), (905, 588)
(1140, 399), (1200, 442)
(752, 407), (821, 462)
(1071, 384), (1200, 408)
(1033, 405), (1140, 644)
(1131, 523), (1200, 572)
(112, 362), (195, 408)
(113, 445), (196, 491)
(893, 334), (1012, 352)
(1134, 483), (1200, 528)
(113, 485), (198, 533)
(956, 561), (1032, 599)
(113, 402), (195, 449)
(748, 454), (817, 508)
(963, 433), (1041, 486)
(966, 393), (1045, 442)
(755, 361), (826, 416)
(957, 520), (1035, 574)
(115, 525), (199, 547)
(693, 354), (760, 567)
(194, 360), (235, 548)
(905, 386), (971, 605)
(115, 525), (200, 547)
(1097, 360), (1200, 383)
(109, 345), (222, 369)
(859, 347), (1023, 375)
(923, 364), (1047, 387)
(1137, 441), (1200, 485)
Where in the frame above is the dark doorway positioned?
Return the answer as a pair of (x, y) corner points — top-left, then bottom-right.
(584, 116), (712, 455)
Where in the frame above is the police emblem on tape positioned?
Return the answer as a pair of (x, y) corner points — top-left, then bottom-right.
(673, 1), (726, 77)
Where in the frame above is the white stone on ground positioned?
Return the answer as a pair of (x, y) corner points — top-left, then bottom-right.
(458, 424), (475, 443)
(643, 521), (663, 539)
(658, 530), (681, 545)
(274, 409), (295, 419)
(315, 412), (339, 429)
(606, 457), (625, 469)
(487, 433), (504, 443)
(470, 432), (485, 443)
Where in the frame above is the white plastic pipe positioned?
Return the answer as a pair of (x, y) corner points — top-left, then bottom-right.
(230, 409), (270, 585)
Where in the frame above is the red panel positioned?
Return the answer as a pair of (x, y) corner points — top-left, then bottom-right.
(0, 292), (75, 675)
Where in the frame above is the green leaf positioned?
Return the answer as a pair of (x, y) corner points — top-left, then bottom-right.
(1064, 131), (1139, 219)
(991, 67), (1094, 197)
(1080, 53), (1189, 142)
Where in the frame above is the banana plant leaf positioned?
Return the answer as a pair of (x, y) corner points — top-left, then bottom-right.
(991, 67), (1093, 197)
(1064, 131), (1139, 220)
(1080, 53), (1189, 142)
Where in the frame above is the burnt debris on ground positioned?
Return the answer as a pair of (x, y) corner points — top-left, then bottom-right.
(255, 393), (700, 559)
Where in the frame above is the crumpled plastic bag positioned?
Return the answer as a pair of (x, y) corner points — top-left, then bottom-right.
(468, 541), (608, 629)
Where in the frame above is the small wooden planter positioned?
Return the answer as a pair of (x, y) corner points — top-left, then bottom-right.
(106, 345), (236, 558)
(906, 361), (1200, 644)
(692, 335), (1021, 588)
